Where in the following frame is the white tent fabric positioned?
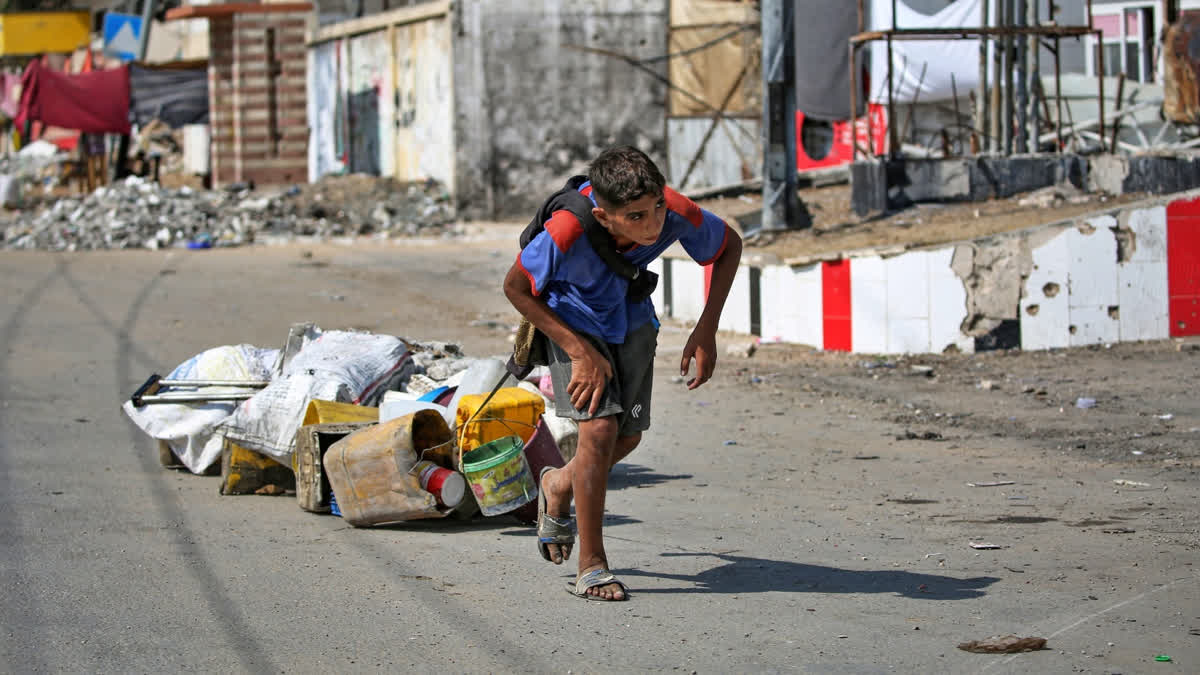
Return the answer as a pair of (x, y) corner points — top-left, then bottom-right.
(869, 0), (983, 104)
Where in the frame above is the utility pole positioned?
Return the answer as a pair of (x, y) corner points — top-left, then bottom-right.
(136, 0), (156, 62)
(761, 0), (799, 232)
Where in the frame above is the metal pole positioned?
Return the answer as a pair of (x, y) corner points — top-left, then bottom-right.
(1015, 0), (1028, 153)
(978, 0), (990, 153)
(887, 33), (897, 157)
(850, 0), (864, 161)
(1055, 35), (1064, 152)
(761, 0), (798, 231)
(888, 0), (898, 157)
(849, 42), (859, 161)
(135, 0), (156, 62)
(1096, 28), (1107, 152)
(1029, 0), (1040, 152)
(1003, 0), (1014, 155)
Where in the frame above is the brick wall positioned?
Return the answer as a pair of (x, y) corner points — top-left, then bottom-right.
(208, 11), (308, 187)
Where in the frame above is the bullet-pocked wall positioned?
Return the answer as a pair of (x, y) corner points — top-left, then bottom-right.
(452, 0), (670, 219)
(660, 189), (1200, 354)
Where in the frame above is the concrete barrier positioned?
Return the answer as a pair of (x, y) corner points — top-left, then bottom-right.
(662, 189), (1200, 353)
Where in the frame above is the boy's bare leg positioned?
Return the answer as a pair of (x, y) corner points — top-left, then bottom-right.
(542, 419), (639, 599)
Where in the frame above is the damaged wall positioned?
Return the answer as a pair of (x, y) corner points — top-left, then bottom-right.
(307, 3), (455, 190)
(658, 189), (1199, 354)
(452, 0), (670, 219)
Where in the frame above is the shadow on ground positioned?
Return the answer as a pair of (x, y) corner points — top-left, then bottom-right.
(609, 463), (693, 490)
(622, 551), (999, 599)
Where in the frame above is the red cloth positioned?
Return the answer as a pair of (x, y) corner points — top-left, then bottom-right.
(16, 60), (130, 135)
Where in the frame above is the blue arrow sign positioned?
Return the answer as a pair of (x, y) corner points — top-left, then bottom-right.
(103, 13), (143, 62)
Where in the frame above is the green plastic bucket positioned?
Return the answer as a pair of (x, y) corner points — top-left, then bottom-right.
(461, 435), (537, 516)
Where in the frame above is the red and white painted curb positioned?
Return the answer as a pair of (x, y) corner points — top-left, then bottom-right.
(658, 193), (1200, 353)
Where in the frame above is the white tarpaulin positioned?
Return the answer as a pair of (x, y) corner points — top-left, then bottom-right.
(122, 345), (280, 474)
(869, 0), (982, 104)
(219, 330), (414, 464)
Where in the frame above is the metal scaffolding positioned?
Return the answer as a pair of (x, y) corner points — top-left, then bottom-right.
(847, 0), (1106, 160)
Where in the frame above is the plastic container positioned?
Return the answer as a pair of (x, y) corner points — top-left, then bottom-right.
(379, 398), (448, 423)
(461, 435), (537, 516)
(455, 387), (545, 453)
(444, 358), (518, 424)
(510, 417), (567, 524)
(413, 459), (466, 508)
(323, 409), (456, 526)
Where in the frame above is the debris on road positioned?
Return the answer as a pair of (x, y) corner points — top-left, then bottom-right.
(1075, 397), (1097, 409)
(1113, 479), (1151, 488)
(1, 174), (456, 252)
(956, 636), (1047, 653)
(968, 542), (1003, 549)
(967, 480), (1015, 487)
(897, 430), (943, 441)
(725, 342), (757, 358)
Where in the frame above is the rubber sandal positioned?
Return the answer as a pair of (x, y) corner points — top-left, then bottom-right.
(565, 567), (630, 601)
(537, 467), (573, 563)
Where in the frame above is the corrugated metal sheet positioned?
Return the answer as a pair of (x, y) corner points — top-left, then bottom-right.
(393, 16), (455, 190)
(666, 116), (761, 190)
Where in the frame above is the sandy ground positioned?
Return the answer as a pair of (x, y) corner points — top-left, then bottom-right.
(1, 232), (1197, 673)
(698, 184), (1151, 262)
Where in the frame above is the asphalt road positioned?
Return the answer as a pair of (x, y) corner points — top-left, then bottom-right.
(2, 232), (1197, 674)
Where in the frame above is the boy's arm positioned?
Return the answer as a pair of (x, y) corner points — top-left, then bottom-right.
(503, 262), (613, 414)
(680, 224), (743, 390)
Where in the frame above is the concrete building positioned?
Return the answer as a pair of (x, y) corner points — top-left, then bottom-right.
(306, 0), (759, 219)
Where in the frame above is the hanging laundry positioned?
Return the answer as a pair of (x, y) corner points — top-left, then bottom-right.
(16, 60), (131, 135)
(129, 64), (208, 128)
(0, 72), (21, 120)
(869, 0), (983, 104)
(794, 1), (862, 121)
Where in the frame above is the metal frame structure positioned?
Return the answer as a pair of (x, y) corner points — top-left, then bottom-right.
(847, 0), (1107, 160)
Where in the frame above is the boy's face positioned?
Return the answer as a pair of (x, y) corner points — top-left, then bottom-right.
(593, 191), (667, 248)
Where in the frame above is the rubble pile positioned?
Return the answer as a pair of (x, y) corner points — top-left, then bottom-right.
(1, 173), (457, 252)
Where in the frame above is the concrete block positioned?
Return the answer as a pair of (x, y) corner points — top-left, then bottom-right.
(1125, 205), (1168, 263)
(1066, 217), (1119, 309)
(1020, 230), (1071, 350)
(887, 318), (931, 354)
(885, 252), (930, 319)
(894, 159), (970, 203)
(719, 266), (753, 334)
(850, 161), (887, 216)
(851, 255), (888, 353)
(670, 259), (706, 323)
(1089, 154), (1128, 195)
(1068, 305), (1120, 346)
(647, 258), (665, 312)
(927, 247), (973, 353)
(1118, 260), (1170, 341)
(1123, 156), (1200, 195)
(760, 264), (823, 347)
(971, 155), (1087, 200)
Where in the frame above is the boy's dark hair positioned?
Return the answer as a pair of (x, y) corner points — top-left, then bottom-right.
(588, 145), (665, 208)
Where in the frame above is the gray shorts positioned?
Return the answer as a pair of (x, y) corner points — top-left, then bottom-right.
(546, 320), (658, 437)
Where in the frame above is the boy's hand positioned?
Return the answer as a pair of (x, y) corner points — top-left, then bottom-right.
(681, 327), (717, 390)
(567, 342), (613, 415)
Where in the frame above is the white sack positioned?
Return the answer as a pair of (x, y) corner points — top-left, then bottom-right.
(219, 330), (413, 464)
(122, 344), (279, 474)
(870, 0), (982, 104)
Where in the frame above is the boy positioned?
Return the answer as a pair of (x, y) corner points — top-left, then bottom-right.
(503, 146), (742, 601)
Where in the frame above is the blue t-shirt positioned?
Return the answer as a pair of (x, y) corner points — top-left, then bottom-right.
(516, 181), (729, 343)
